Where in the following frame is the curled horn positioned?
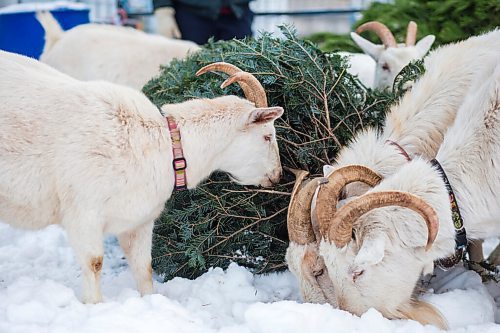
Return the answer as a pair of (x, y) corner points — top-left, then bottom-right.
(196, 62), (268, 107)
(195, 62), (253, 103)
(406, 21), (418, 46)
(356, 21), (397, 48)
(287, 169), (321, 245)
(196, 62), (244, 77)
(316, 165), (382, 236)
(327, 191), (439, 250)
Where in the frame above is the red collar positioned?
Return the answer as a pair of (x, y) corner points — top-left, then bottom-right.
(166, 117), (187, 190)
(386, 140), (412, 161)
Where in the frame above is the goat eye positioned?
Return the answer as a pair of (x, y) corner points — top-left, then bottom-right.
(339, 188), (347, 200)
(264, 134), (272, 142)
(313, 268), (324, 277)
(382, 63), (390, 71)
(352, 269), (364, 282)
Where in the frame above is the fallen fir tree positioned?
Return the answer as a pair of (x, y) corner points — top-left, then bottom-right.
(143, 26), (422, 280)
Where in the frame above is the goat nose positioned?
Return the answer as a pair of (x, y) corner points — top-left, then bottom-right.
(337, 296), (347, 311)
(274, 167), (282, 181)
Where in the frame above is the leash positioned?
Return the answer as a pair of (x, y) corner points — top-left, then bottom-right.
(384, 140), (468, 269)
(431, 159), (468, 269)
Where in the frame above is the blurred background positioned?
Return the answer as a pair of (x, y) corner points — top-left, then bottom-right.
(0, 0), (387, 35)
(0, 0), (496, 67)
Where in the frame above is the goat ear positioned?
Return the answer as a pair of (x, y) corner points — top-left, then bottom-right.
(350, 32), (384, 60)
(352, 234), (386, 270)
(247, 106), (284, 125)
(415, 35), (435, 57)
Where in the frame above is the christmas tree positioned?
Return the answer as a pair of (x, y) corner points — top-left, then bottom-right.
(143, 26), (421, 280)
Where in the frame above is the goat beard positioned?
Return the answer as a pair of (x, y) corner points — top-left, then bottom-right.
(386, 299), (447, 330)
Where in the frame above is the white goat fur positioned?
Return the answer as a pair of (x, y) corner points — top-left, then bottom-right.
(344, 33), (435, 89)
(320, 59), (500, 328)
(286, 30), (500, 308)
(337, 52), (376, 89)
(36, 11), (200, 90)
(0, 51), (283, 303)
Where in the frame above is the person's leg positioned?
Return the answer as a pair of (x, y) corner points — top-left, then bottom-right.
(216, 5), (253, 41)
(174, 3), (215, 45)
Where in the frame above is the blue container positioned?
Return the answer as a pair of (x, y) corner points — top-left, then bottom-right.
(0, 7), (90, 59)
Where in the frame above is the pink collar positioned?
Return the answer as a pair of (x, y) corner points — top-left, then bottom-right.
(166, 116), (187, 190)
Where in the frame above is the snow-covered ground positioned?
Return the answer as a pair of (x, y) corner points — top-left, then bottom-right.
(1, 222), (499, 333)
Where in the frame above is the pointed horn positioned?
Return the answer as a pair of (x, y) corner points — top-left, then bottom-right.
(406, 21), (418, 46)
(310, 181), (327, 242)
(316, 165), (382, 236)
(327, 191), (439, 250)
(196, 62), (250, 101)
(196, 62), (268, 108)
(356, 21), (397, 48)
(289, 169), (309, 200)
(221, 72), (268, 108)
(287, 171), (321, 245)
(196, 62), (244, 77)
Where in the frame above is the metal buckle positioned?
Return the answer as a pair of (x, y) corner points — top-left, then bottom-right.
(173, 157), (186, 171)
(175, 184), (187, 191)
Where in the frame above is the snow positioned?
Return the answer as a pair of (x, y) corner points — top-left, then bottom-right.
(485, 238), (500, 258)
(0, 2), (89, 15)
(1, 222), (499, 333)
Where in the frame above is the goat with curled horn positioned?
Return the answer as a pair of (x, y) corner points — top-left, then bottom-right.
(284, 29), (500, 329)
(315, 60), (500, 330)
(285, 165), (381, 306)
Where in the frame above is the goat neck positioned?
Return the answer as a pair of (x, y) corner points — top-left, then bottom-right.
(383, 31), (500, 159)
(160, 108), (229, 189)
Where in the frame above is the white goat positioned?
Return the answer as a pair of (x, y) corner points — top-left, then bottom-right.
(317, 60), (500, 328)
(36, 11), (200, 90)
(345, 21), (435, 89)
(0, 53), (283, 303)
(286, 29), (500, 307)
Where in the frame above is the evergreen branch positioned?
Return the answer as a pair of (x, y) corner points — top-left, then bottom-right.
(255, 231), (288, 244)
(222, 188), (291, 196)
(202, 207), (288, 255)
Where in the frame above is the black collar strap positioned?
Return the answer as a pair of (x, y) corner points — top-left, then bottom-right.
(430, 159), (468, 269)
